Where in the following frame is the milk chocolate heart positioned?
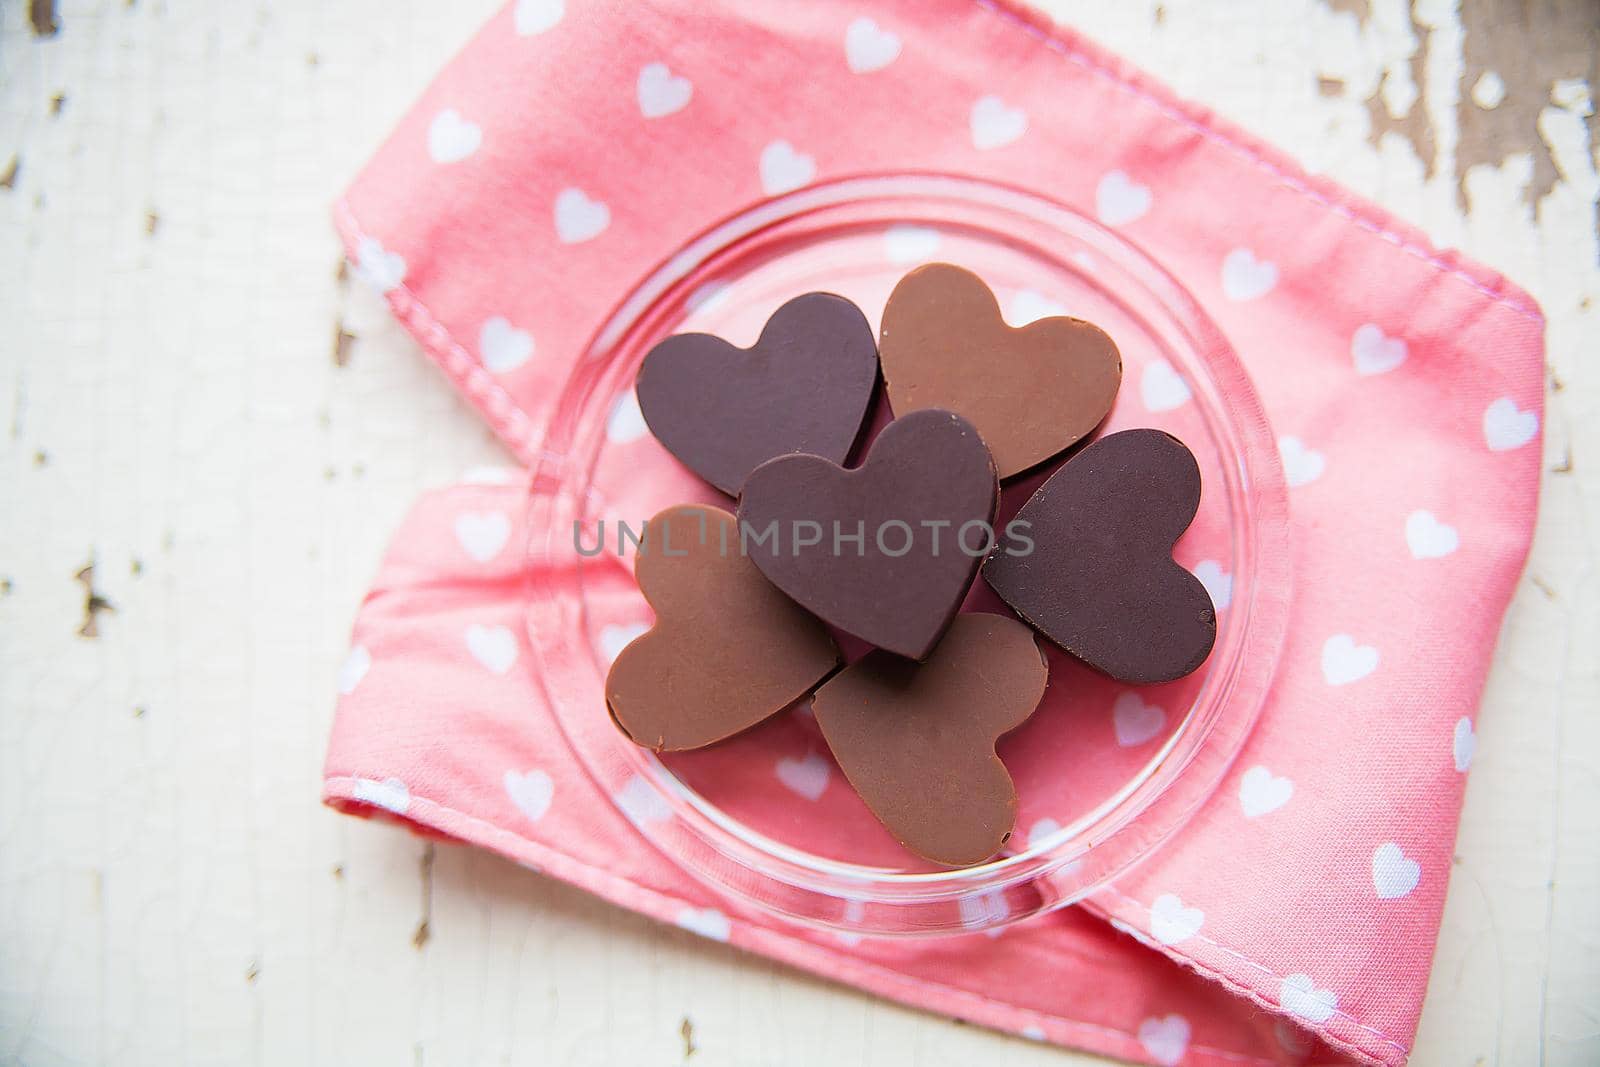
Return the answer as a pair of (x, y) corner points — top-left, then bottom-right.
(878, 263), (1122, 479)
(812, 613), (1047, 867)
(605, 504), (840, 750)
(736, 408), (999, 660)
(983, 428), (1216, 683)
(635, 292), (879, 496)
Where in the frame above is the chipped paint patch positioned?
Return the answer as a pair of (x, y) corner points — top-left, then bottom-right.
(1363, 5), (1437, 176)
(74, 562), (115, 638)
(1472, 71), (1505, 109)
(29, 0), (59, 37)
(1458, 0), (1599, 214)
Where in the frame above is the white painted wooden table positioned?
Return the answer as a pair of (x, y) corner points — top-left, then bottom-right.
(2, 1), (1595, 1063)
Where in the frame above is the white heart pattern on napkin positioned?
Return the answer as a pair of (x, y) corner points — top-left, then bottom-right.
(1006, 289), (1067, 326)
(1096, 170), (1152, 226)
(1405, 509), (1459, 559)
(514, 0), (563, 35)
(1221, 248), (1278, 301)
(454, 510), (511, 563)
(355, 236), (406, 294)
(1372, 842), (1421, 899)
(637, 62), (692, 118)
(883, 224), (941, 263)
(1482, 396), (1538, 451)
(427, 108), (482, 164)
(969, 95), (1027, 150)
(337, 644), (372, 695)
(845, 17), (901, 73)
(775, 751), (832, 801)
(760, 140), (816, 195)
(479, 316), (534, 373)
(1238, 765), (1293, 818)
(466, 623), (518, 675)
(686, 280), (731, 315)
(1453, 716), (1476, 772)
(504, 767), (554, 823)
(1140, 359), (1191, 412)
(1279, 974), (1338, 1024)
(1113, 692), (1165, 747)
(957, 889), (1010, 929)
(606, 390), (649, 444)
(1138, 1014), (1191, 1066)
(554, 187), (610, 244)
(352, 775), (411, 815)
(675, 906), (731, 942)
(1351, 323), (1407, 376)
(1192, 560), (1232, 611)
(1322, 634), (1378, 686)
(614, 773), (672, 828)
(598, 622), (648, 665)
(1278, 435), (1326, 488)
(1149, 893), (1205, 945)
(1027, 818), (1061, 849)
(833, 901), (866, 947)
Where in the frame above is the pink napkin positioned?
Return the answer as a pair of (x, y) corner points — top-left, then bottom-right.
(324, 2), (1544, 1064)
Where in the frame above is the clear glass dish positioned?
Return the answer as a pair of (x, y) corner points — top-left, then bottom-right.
(524, 174), (1291, 937)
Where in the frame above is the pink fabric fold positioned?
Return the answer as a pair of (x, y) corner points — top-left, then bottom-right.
(324, 2), (1544, 1064)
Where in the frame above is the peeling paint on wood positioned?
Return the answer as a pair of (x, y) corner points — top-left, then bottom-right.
(680, 1016), (697, 1059)
(29, 0), (59, 37)
(1364, 6), (1437, 176)
(412, 843), (435, 950)
(73, 562), (114, 638)
(1322, 0), (1369, 19)
(333, 322), (357, 367)
(1458, 0), (1600, 217)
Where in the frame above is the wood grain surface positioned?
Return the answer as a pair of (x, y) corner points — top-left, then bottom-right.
(1, 1), (1595, 1064)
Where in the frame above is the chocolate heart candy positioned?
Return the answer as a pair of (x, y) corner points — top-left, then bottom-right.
(737, 408), (999, 660)
(812, 613), (1048, 867)
(635, 292), (879, 496)
(878, 263), (1122, 479)
(983, 428), (1216, 683)
(606, 504), (840, 750)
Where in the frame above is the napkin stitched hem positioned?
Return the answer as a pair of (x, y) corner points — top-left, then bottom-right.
(335, 199), (542, 464)
(1088, 889), (1409, 1061)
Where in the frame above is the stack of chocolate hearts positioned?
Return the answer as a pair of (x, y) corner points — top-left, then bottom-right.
(605, 263), (1217, 868)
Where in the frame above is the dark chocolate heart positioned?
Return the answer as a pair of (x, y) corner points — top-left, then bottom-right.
(606, 505), (840, 751)
(737, 408), (999, 660)
(983, 428), (1216, 683)
(879, 263), (1122, 479)
(635, 292), (879, 496)
(812, 613), (1047, 867)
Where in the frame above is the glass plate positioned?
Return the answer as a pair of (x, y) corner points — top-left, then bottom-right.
(525, 174), (1290, 937)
